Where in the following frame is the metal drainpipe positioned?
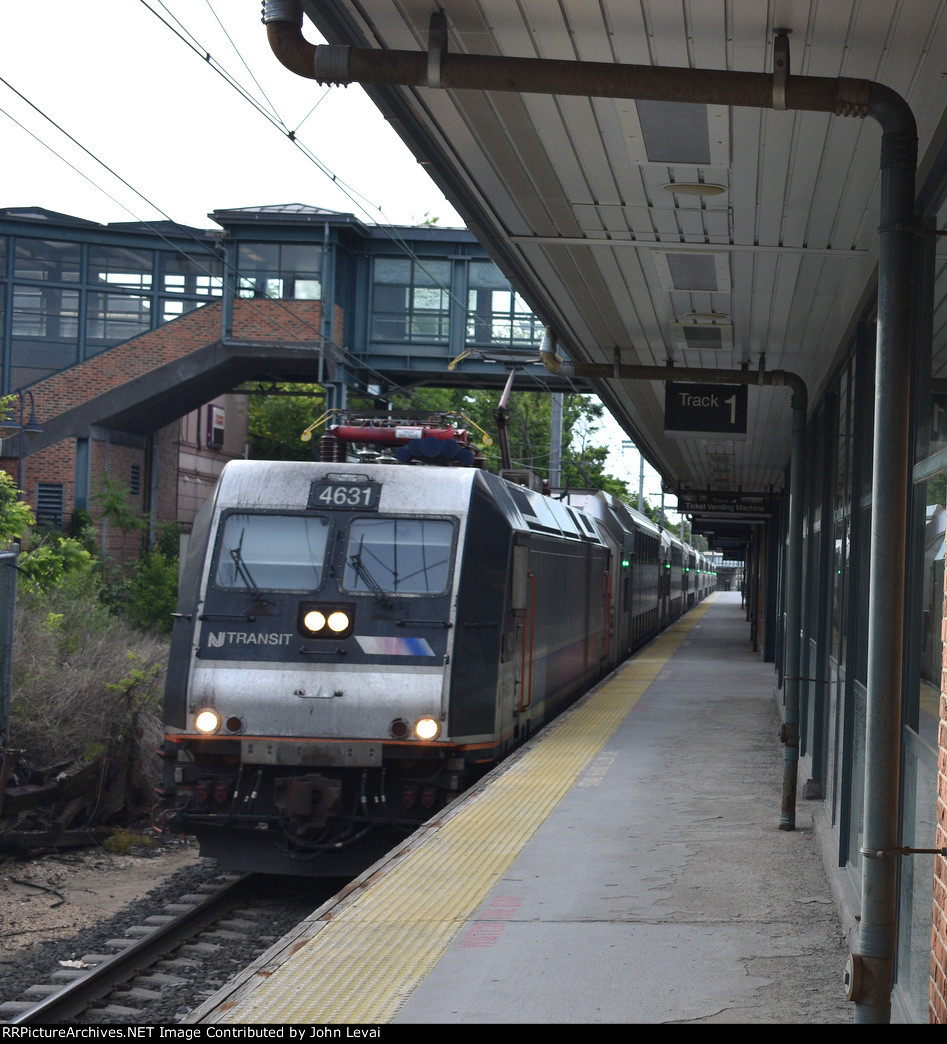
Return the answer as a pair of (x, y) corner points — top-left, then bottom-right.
(263, 3), (918, 1021)
(847, 87), (918, 1024)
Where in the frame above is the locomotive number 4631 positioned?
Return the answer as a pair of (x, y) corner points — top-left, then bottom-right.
(308, 481), (381, 510)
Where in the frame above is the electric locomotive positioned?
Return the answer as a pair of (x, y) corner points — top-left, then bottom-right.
(159, 459), (615, 875)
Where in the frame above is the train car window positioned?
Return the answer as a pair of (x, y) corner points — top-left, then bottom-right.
(546, 499), (581, 537)
(213, 513), (330, 591)
(507, 485), (538, 519)
(507, 485), (563, 534)
(572, 508), (601, 539)
(342, 518), (454, 595)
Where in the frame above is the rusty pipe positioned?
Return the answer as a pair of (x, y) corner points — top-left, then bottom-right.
(264, 2), (871, 119)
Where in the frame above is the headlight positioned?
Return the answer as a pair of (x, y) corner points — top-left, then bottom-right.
(298, 603), (354, 639)
(415, 717), (440, 741)
(194, 709), (221, 734)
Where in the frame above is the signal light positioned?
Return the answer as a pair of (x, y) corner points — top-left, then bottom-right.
(298, 603), (355, 639)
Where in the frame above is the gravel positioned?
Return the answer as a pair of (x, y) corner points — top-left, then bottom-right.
(0, 855), (326, 1024)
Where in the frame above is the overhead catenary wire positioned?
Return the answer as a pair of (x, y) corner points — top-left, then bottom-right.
(0, 68), (416, 401)
(0, 2), (600, 456)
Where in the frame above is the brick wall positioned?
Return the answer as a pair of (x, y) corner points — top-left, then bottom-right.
(25, 299), (323, 426)
(5, 297), (328, 563)
(930, 599), (947, 1021)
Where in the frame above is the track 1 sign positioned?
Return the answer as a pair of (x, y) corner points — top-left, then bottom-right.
(664, 382), (747, 437)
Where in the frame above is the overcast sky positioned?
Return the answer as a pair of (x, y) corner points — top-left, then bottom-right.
(1, 1), (463, 229)
(0, 1), (672, 510)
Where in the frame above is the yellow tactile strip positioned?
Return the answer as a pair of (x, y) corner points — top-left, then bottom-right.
(221, 595), (716, 1024)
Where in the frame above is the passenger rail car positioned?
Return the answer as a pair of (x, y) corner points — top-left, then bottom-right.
(560, 489), (663, 657)
(159, 460), (714, 876)
(661, 530), (686, 626)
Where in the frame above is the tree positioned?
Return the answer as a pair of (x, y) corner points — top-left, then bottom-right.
(248, 382), (631, 498)
(248, 383), (326, 460)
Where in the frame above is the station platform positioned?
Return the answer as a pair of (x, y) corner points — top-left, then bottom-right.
(188, 591), (853, 1025)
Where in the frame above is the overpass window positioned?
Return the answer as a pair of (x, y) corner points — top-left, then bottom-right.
(237, 243), (322, 300)
(89, 247), (153, 290)
(12, 286), (79, 338)
(85, 292), (151, 350)
(371, 258), (450, 343)
(161, 298), (185, 322)
(160, 251), (223, 297)
(13, 238), (81, 282)
(467, 260), (541, 346)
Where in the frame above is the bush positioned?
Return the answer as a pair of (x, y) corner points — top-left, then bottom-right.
(124, 549), (178, 635)
(0, 470), (34, 544)
(18, 534), (95, 594)
(10, 572), (168, 805)
(4, 505), (177, 821)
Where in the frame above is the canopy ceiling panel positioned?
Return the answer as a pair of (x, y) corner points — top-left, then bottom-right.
(297, 0), (947, 496)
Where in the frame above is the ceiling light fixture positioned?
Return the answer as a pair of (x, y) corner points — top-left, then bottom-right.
(685, 312), (730, 323)
(663, 182), (726, 196)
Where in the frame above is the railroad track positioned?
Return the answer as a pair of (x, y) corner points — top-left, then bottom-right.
(1, 872), (330, 1024)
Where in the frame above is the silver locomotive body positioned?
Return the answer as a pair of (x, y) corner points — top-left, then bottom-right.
(159, 460), (616, 875)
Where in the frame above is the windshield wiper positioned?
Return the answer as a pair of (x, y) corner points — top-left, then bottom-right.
(348, 539), (393, 607)
(229, 531), (260, 595)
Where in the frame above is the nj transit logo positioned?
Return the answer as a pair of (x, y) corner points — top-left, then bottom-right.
(207, 631), (294, 648)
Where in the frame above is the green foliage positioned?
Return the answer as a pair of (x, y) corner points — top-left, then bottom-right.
(248, 383), (326, 459)
(92, 474), (147, 537)
(927, 472), (947, 508)
(18, 535), (95, 594)
(103, 828), (154, 855)
(123, 549), (178, 634)
(0, 469), (35, 545)
(243, 379), (639, 515)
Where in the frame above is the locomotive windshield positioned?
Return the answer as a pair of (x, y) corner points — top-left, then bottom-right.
(214, 513), (330, 591)
(342, 518), (454, 595)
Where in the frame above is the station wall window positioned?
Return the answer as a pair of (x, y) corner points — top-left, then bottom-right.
(898, 477), (943, 1024)
(371, 258), (450, 343)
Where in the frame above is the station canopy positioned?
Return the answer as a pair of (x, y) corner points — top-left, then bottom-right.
(281, 2), (947, 516)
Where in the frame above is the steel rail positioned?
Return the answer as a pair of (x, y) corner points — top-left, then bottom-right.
(9, 873), (257, 1025)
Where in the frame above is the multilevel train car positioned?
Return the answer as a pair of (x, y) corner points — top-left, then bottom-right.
(158, 459), (714, 875)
